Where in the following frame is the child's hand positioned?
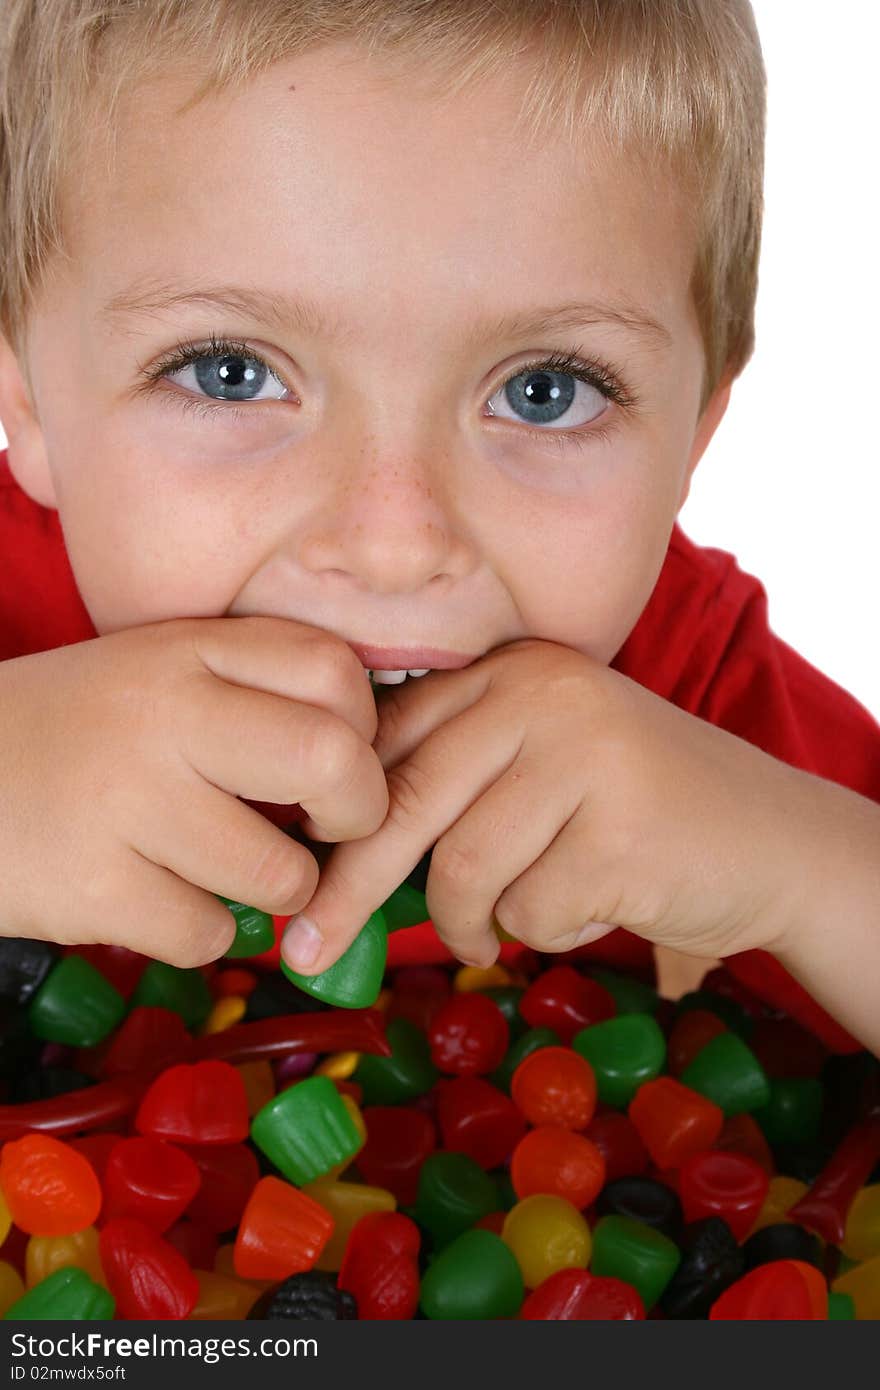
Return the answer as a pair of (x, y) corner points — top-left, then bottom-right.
(286, 638), (829, 972)
(0, 617), (387, 966)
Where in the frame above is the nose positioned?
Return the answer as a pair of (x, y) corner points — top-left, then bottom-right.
(294, 447), (476, 596)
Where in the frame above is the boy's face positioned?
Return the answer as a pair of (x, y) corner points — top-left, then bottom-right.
(5, 43), (727, 668)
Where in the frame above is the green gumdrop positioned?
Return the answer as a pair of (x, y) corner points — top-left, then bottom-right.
(680, 1031), (771, 1116)
(572, 1013), (666, 1108)
(591, 968), (660, 1015)
(218, 897), (276, 958)
(419, 1229), (524, 1319)
(591, 1214), (681, 1310)
(27, 955), (126, 1047)
(482, 987), (526, 1041)
(415, 1152), (500, 1249)
(490, 1026), (560, 1094)
(281, 909), (388, 1009)
(753, 1077), (824, 1146)
(251, 1074), (361, 1184)
(354, 1017), (438, 1105)
(379, 883), (429, 931)
(827, 1291), (856, 1320)
(4, 1267), (115, 1320)
(130, 960), (213, 1031)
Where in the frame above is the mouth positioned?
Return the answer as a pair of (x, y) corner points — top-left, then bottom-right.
(347, 642), (480, 686)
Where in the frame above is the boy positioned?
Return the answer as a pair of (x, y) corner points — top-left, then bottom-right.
(0, 1), (878, 1050)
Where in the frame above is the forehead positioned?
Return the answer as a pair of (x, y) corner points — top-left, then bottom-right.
(62, 44), (697, 346)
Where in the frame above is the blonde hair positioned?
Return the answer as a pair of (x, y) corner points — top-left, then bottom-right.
(0, 0), (766, 413)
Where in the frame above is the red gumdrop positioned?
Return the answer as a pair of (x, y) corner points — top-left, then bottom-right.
(435, 1076), (527, 1169)
(628, 1077), (724, 1169)
(96, 1007), (193, 1079)
(518, 966), (615, 1043)
(679, 1150), (770, 1241)
(183, 1143), (261, 1233)
(665, 1010), (728, 1077)
(357, 1108), (436, 1206)
(68, 1133), (122, 1187)
(427, 994), (509, 1075)
(715, 1113), (775, 1176)
(0, 1134), (102, 1236)
(211, 968), (258, 999)
(710, 1261), (828, 1320)
(521, 1269), (645, 1320)
(338, 1212), (421, 1320)
(102, 1137), (202, 1232)
(473, 1211), (507, 1235)
(583, 1110), (650, 1182)
(63, 944), (149, 1000)
(164, 1218), (219, 1272)
(388, 966), (452, 1033)
(100, 1217), (199, 1319)
(135, 1061), (249, 1145)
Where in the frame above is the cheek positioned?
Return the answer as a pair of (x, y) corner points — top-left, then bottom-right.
(500, 446), (681, 656)
(53, 437), (255, 632)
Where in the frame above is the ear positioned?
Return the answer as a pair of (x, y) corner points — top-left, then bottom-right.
(0, 331), (57, 508)
(677, 370), (733, 511)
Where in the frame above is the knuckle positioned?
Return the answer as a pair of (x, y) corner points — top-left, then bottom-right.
(311, 718), (364, 794)
(299, 630), (365, 697)
(249, 836), (316, 914)
(428, 836), (482, 895)
(384, 761), (435, 832)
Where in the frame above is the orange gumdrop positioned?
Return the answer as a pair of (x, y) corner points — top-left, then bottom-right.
(233, 1176), (334, 1281)
(511, 1047), (598, 1131)
(628, 1077), (724, 1170)
(0, 1136), (101, 1237)
(510, 1125), (606, 1208)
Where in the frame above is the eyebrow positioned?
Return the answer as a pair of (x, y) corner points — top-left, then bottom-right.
(100, 279), (672, 350)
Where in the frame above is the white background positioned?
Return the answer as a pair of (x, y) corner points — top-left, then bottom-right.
(2, 1), (878, 714)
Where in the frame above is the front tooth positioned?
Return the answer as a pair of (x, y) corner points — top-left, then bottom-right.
(407, 668), (430, 677)
(370, 668), (408, 684)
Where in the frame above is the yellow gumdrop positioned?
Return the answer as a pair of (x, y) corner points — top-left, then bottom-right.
(748, 1176), (808, 1234)
(502, 1194), (591, 1289)
(0, 1261), (24, 1316)
(832, 1253), (880, 1319)
(323, 1094), (367, 1182)
(26, 1227), (106, 1289)
(303, 1180), (396, 1272)
(189, 1269), (261, 1320)
(315, 1051), (361, 1081)
(454, 964), (512, 992)
(236, 1060), (275, 1117)
(843, 1185), (880, 1264)
(200, 995), (247, 1035)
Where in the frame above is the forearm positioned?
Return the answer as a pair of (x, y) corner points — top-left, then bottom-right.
(772, 772), (880, 1056)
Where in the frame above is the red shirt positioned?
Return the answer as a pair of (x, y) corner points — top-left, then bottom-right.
(2, 449), (877, 1048)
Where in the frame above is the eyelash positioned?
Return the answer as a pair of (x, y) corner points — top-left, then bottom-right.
(138, 332), (639, 451)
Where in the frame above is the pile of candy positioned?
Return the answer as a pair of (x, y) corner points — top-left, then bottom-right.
(1, 878), (879, 1322)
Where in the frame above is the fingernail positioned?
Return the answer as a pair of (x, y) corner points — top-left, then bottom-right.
(282, 914), (324, 971)
(574, 920), (615, 946)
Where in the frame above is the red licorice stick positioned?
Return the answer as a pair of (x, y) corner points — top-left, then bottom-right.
(787, 1116), (880, 1244)
(190, 1008), (389, 1066)
(0, 1008), (389, 1139)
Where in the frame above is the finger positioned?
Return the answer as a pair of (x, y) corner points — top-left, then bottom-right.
(281, 690), (523, 975)
(83, 848), (238, 968)
(131, 770), (320, 917)
(494, 804), (620, 952)
(425, 755), (583, 963)
(299, 661), (493, 842)
(178, 672), (388, 840)
(188, 614), (378, 745)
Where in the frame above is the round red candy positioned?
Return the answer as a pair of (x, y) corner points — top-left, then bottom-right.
(427, 994), (509, 1075)
(435, 1076), (526, 1169)
(518, 966), (615, 1043)
(521, 1268), (645, 1320)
